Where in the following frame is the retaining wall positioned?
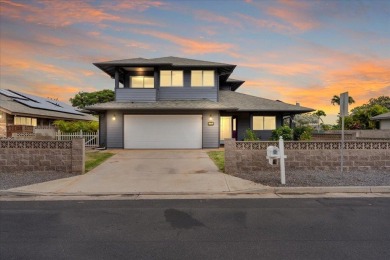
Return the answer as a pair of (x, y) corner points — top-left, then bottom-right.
(0, 138), (85, 174)
(224, 139), (390, 175)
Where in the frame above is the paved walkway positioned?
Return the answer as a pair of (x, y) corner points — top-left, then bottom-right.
(6, 150), (265, 195)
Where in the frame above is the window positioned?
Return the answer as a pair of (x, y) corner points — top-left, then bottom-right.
(253, 116), (276, 130)
(191, 70), (214, 87)
(14, 116), (37, 126)
(160, 70), (183, 87)
(131, 76), (154, 88)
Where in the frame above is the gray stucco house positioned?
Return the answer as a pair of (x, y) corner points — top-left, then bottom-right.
(87, 56), (313, 149)
(372, 112), (390, 130)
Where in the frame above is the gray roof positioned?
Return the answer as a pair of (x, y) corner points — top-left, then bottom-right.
(218, 91), (314, 113)
(223, 78), (245, 91)
(94, 56), (235, 67)
(371, 112), (390, 120)
(0, 90), (97, 121)
(94, 56), (236, 81)
(86, 100), (236, 111)
(86, 91), (314, 114)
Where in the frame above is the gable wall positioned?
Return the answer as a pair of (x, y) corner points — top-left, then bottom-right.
(380, 119), (390, 130)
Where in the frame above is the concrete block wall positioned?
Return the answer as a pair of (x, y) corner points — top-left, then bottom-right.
(225, 139), (390, 175)
(0, 139), (85, 174)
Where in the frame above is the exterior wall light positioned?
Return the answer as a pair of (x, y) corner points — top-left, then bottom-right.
(112, 114), (116, 121)
(209, 114), (213, 121)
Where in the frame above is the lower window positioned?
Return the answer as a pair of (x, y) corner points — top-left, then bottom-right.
(14, 116), (37, 126)
(253, 116), (276, 130)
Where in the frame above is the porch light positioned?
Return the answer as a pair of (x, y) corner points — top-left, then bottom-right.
(209, 114), (213, 121)
(112, 114), (116, 121)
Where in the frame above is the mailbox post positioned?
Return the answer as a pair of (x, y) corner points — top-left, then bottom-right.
(279, 136), (286, 185)
(266, 136), (287, 185)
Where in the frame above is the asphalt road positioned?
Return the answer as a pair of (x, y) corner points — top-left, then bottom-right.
(1, 198), (389, 260)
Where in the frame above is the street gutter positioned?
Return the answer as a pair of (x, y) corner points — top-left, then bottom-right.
(0, 186), (389, 200)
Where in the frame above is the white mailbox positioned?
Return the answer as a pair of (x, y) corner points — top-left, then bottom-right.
(267, 146), (279, 157)
(266, 146), (280, 165)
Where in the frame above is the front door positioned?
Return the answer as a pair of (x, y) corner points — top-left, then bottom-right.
(220, 116), (232, 144)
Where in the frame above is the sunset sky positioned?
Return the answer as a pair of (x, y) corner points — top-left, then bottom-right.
(1, 0), (389, 123)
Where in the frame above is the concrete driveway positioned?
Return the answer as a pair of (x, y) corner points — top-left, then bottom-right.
(8, 150), (263, 195)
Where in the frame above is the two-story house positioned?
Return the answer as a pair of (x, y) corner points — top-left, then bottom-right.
(87, 56), (313, 149)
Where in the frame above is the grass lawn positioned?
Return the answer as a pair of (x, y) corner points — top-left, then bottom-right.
(85, 150), (115, 173)
(207, 151), (225, 172)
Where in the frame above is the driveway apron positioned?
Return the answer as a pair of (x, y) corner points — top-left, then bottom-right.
(7, 150), (262, 194)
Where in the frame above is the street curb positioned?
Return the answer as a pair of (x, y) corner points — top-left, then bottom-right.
(0, 186), (389, 198)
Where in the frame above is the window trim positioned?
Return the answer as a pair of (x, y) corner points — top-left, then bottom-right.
(130, 76), (155, 89)
(191, 70), (215, 87)
(160, 70), (183, 87)
(252, 116), (276, 130)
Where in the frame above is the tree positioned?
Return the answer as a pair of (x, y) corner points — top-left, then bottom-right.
(70, 89), (115, 109)
(331, 95), (355, 106)
(339, 95), (390, 130)
(293, 113), (318, 127)
(350, 104), (389, 129)
(313, 110), (326, 132)
(352, 96), (390, 111)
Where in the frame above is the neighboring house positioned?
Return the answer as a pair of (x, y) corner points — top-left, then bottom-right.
(372, 112), (390, 130)
(87, 56), (313, 149)
(0, 89), (96, 137)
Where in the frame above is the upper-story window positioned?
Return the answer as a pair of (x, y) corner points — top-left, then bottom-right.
(160, 70), (183, 87)
(253, 116), (276, 130)
(131, 76), (154, 88)
(191, 70), (214, 87)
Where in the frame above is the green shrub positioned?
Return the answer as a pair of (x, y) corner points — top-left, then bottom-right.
(271, 126), (293, 141)
(293, 126), (313, 140)
(244, 128), (260, 141)
(299, 130), (312, 140)
(53, 120), (98, 132)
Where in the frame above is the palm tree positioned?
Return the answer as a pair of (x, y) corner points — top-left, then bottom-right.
(313, 110), (326, 132)
(331, 95), (355, 106)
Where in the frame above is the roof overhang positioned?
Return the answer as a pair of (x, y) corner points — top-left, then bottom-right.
(86, 101), (238, 112)
(94, 62), (236, 80)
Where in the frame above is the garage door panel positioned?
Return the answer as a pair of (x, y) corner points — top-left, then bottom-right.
(124, 115), (202, 149)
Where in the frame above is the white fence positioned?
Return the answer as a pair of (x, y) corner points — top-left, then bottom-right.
(56, 130), (99, 147)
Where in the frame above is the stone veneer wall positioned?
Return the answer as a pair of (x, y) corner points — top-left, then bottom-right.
(0, 138), (85, 174)
(224, 139), (390, 175)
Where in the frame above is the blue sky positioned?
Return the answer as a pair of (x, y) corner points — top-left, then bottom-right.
(1, 0), (389, 123)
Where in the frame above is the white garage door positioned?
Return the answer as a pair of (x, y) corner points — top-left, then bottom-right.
(124, 115), (202, 149)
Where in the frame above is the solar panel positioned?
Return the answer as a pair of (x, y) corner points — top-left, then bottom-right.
(6, 90), (85, 116)
(0, 89), (28, 100)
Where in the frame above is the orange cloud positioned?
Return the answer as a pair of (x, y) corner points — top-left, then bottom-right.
(244, 0), (320, 33)
(1, 0), (161, 27)
(235, 13), (293, 34)
(194, 10), (242, 28)
(101, 0), (166, 12)
(132, 29), (238, 55)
